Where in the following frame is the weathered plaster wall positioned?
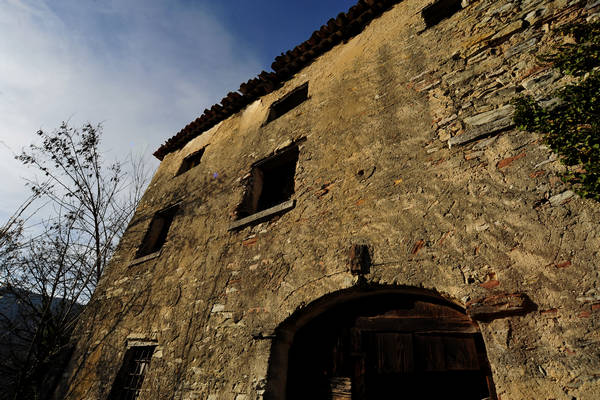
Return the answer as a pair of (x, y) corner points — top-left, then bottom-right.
(61, 0), (600, 399)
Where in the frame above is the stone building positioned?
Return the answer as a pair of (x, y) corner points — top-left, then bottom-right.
(58, 0), (600, 399)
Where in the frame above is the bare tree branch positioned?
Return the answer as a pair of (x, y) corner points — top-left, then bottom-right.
(0, 122), (151, 400)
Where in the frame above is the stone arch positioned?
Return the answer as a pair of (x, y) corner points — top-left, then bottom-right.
(265, 285), (496, 399)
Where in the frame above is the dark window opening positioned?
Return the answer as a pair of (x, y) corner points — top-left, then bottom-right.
(176, 148), (205, 176)
(136, 205), (178, 258)
(422, 0), (463, 28)
(266, 83), (308, 124)
(108, 345), (156, 400)
(236, 145), (299, 219)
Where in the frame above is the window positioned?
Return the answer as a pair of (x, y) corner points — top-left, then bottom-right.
(422, 0), (462, 28)
(176, 148), (205, 176)
(231, 145), (299, 229)
(135, 205), (178, 258)
(108, 345), (156, 400)
(265, 83), (308, 124)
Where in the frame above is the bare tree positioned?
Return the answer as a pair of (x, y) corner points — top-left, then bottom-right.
(17, 122), (148, 284)
(0, 191), (39, 267)
(0, 122), (150, 400)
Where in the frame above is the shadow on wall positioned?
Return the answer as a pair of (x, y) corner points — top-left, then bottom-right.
(52, 283), (155, 400)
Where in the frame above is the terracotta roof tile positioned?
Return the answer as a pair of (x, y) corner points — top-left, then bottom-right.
(154, 0), (400, 160)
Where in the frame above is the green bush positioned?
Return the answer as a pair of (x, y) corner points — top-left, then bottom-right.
(513, 22), (600, 200)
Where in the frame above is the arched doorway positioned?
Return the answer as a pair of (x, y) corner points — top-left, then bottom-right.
(266, 288), (496, 400)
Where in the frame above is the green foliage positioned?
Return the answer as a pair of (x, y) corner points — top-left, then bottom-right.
(513, 22), (600, 200)
(539, 22), (600, 76)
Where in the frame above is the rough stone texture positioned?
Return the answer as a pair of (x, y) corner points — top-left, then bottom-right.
(58, 0), (600, 399)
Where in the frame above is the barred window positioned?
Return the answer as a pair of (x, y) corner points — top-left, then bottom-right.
(108, 345), (156, 400)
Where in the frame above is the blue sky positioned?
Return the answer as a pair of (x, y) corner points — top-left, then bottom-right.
(0, 0), (355, 221)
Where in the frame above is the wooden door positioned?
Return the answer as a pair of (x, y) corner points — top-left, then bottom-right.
(285, 296), (495, 400)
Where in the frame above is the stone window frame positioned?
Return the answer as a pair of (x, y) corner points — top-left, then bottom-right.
(229, 199), (296, 231)
(228, 144), (300, 230)
(130, 203), (180, 265)
(175, 147), (207, 177)
(263, 82), (309, 125)
(107, 341), (157, 400)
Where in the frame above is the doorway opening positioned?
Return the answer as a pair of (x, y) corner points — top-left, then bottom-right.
(266, 288), (496, 400)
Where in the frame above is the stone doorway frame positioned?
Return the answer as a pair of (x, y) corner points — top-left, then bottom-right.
(264, 285), (496, 400)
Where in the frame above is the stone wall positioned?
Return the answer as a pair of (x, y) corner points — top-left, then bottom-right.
(59, 0), (600, 399)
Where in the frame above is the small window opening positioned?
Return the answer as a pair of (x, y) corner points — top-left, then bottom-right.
(266, 83), (308, 124)
(108, 345), (156, 400)
(422, 0), (462, 28)
(176, 148), (205, 176)
(236, 145), (299, 219)
(136, 205), (178, 258)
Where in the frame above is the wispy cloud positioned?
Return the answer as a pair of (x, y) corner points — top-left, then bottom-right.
(0, 0), (262, 217)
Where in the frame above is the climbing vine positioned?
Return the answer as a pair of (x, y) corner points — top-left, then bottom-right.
(512, 22), (600, 200)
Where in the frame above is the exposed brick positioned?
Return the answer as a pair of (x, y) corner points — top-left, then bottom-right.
(579, 311), (591, 318)
(315, 182), (333, 198)
(480, 280), (500, 289)
(529, 170), (546, 178)
(497, 152), (526, 169)
(242, 237), (258, 247)
(411, 239), (425, 255)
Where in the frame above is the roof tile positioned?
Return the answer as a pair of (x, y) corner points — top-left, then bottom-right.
(154, 0), (401, 160)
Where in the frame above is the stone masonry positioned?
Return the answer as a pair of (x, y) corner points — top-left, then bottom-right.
(58, 0), (600, 399)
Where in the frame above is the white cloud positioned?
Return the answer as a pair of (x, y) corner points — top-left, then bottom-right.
(0, 0), (262, 217)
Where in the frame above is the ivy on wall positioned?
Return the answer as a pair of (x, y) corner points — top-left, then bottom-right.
(513, 22), (600, 200)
